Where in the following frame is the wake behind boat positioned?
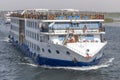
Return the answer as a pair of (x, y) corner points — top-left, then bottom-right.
(8, 9), (107, 67)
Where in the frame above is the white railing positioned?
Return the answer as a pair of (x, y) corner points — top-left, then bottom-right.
(48, 29), (104, 34)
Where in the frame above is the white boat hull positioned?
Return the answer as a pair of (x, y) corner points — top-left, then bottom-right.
(10, 38), (106, 67)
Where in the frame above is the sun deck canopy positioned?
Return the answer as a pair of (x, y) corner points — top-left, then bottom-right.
(10, 9), (104, 20)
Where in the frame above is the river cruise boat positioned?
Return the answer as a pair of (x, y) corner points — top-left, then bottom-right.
(9, 9), (107, 67)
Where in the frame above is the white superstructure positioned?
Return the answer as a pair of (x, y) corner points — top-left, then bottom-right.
(9, 9), (107, 66)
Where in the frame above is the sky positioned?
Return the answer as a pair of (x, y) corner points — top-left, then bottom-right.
(0, 0), (120, 12)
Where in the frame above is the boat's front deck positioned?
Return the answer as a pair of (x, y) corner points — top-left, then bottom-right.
(66, 41), (107, 57)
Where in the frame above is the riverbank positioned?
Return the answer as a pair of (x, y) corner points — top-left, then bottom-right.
(104, 18), (113, 23)
(103, 22), (120, 27)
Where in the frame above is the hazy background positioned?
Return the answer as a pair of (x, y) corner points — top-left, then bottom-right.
(0, 0), (119, 12)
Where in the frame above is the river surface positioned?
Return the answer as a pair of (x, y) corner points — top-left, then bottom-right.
(0, 23), (120, 80)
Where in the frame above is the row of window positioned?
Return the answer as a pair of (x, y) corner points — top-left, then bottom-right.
(11, 25), (19, 32)
(26, 30), (39, 41)
(11, 19), (19, 24)
(42, 48), (70, 55)
(51, 22), (101, 29)
(26, 21), (39, 29)
(26, 40), (40, 52)
(26, 40), (71, 55)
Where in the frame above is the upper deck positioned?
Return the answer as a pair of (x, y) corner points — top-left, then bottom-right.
(10, 9), (105, 36)
(10, 9), (104, 21)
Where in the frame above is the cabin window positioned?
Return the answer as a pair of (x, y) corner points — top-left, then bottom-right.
(52, 23), (70, 29)
(34, 44), (36, 50)
(33, 22), (35, 29)
(28, 21), (30, 27)
(35, 22), (37, 29)
(37, 46), (40, 51)
(42, 48), (44, 52)
(66, 51), (70, 55)
(56, 50), (60, 54)
(29, 21), (31, 27)
(28, 31), (30, 37)
(40, 36), (44, 42)
(27, 21), (29, 27)
(48, 49), (51, 53)
(31, 22), (33, 28)
(34, 33), (36, 40)
(85, 35), (94, 40)
(79, 22), (100, 29)
(58, 35), (65, 41)
(72, 23), (77, 27)
(32, 43), (34, 49)
(37, 34), (39, 41)
(33, 33), (35, 39)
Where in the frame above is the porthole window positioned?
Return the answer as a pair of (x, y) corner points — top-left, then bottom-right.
(42, 48), (44, 52)
(33, 53), (36, 57)
(38, 54), (40, 58)
(37, 46), (40, 51)
(48, 49), (51, 53)
(66, 51), (70, 55)
(56, 50), (60, 54)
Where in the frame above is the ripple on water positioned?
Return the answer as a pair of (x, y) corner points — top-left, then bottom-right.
(0, 24), (120, 80)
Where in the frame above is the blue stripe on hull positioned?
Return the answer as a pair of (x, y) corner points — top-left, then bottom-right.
(37, 57), (101, 67)
(10, 40), (102, 67)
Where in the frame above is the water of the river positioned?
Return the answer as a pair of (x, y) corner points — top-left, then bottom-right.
(0, 23), (119, 80)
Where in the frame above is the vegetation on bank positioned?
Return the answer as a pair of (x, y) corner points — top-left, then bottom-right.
(104, 17), (114, 23)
